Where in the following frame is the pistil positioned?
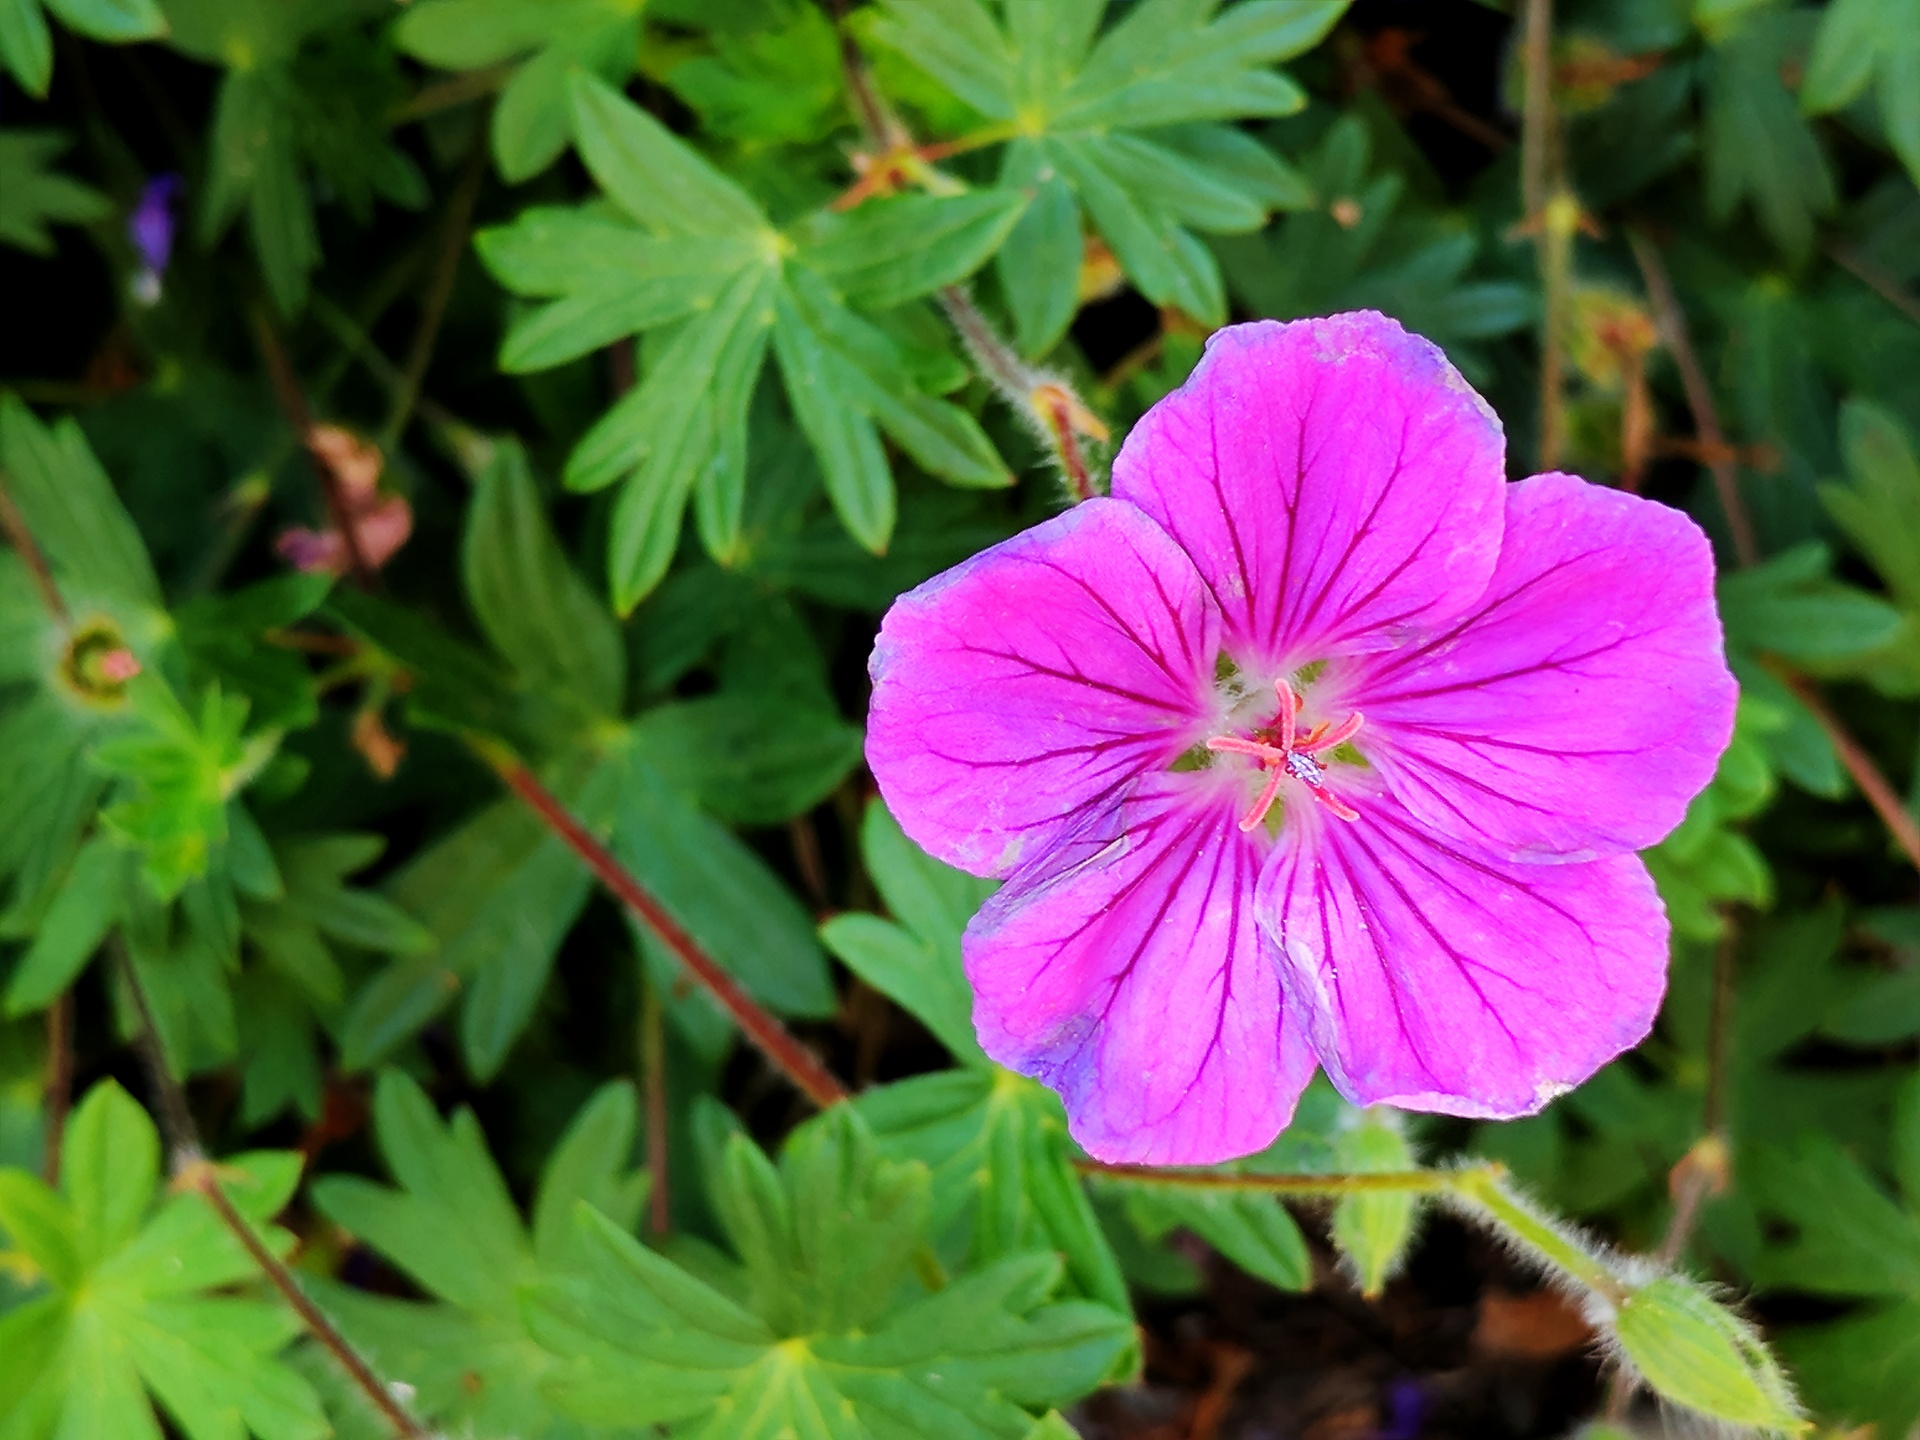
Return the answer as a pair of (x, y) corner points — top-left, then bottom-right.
(1205, 677), (1363, 832)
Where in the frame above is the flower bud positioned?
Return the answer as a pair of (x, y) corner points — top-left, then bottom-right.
(1610, 1275), (1803, 1433)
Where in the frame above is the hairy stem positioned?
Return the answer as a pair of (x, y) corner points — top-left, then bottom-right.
(1450, 1166), (1629, 1306)
(1079, 1161), (1462, 1195)
(478, 742), (850, 1110)
(1629, 229), (1761, 567)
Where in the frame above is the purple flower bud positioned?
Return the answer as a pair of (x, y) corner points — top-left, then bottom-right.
(127, 174), (181, 289)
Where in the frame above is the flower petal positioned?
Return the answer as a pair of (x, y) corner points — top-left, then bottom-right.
(1259, 793), (1668, 1118)
(868, 498), (1219, 878)
(1111, 312), (1506, 669)
(1352, 474), (1738, 861)
(966, 776), (1316, 1164)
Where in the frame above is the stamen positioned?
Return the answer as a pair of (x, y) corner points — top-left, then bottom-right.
(1199, 672), (1364, 833)
(1299, 711), (1364, 755)
(1237, 767), (1285, 832)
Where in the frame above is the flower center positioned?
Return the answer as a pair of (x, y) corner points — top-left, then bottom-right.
(1204, 676), (1364, 833)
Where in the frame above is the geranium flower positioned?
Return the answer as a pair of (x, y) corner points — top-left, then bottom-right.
(866, 312), (1736, 1165)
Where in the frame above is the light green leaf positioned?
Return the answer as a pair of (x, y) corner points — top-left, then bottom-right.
(3, 836), (124, 1015)
(796, 190), (1029, 310)
(1330, 1108), (1418, 1296)
(43, 0), (165, 41)
(995, 138), (1084, 358)
(568, 69), (767, 236)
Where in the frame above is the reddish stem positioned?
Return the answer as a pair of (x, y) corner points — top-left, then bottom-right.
(488, 752), (850, 1110)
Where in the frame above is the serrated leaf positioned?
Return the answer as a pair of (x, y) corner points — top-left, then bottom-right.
(1801, 0), (1920, 187)
(632, 693), (861, 827)
(395, 0), (644, 182)
(1702, 10), (1836, 257)
(796, 190), (1030, 310)
(822, 798), (992, 1063)
(530, 1106), (1132, 1438)
(310, 1072), (645, 1439)
(0, 1080), (325, 1440)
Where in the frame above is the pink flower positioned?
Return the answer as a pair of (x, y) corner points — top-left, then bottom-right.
(866, 312), (1737, 1165)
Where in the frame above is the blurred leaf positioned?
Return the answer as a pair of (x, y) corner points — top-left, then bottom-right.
(393, 0), (645, 181)
(1801, 0), (1920, 189)
(461, 436), (625, 719)
(632, 692), (860, 827)
(1702, 10), (1835, 257)
(0, 131), (109, 252)
(1821, 398), (1920, 610)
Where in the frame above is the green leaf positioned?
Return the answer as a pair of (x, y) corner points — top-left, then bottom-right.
(0, 130), (109, 251)
(858, 1070), (1132, 1316)
(0, 393), (161, 608)
(0, 0), (52, 96)
(0, 1079), (324, 1440)
(1822, 398), (1920, 610)
(613, 751), (837, 1023)
(632, 693), (861, 827)
(568, 69), (767, 236)
(661, 3), (844, 144)
(821, 798), (993, 1064)
(995, 138), (1084, 358)
(870, 0), (1339, 318)
(1703, 10), (1836, 257)
(1719, 542), (1904, 665)
(530, 1106), (1133, 1438)
(310, 1072), (646, 1439)
(1801, 0), (1920, 187)
(1330, 1108), (1418, 1296)
(461, 436), (626, 717)
(795, 190), (1030, 310)
(43, 0), (164, 41)
(3, 835), (124, 1015)
(395, 0), (643, 181)
(343, 757), (607, 1078)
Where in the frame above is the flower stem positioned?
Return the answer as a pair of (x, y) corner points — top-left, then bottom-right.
(475, 741), (851, 1111)
(1448, 1166), (1629, 1305)
(1079, 1160), (1458, 1194)
(1628, 228), (1761, 567)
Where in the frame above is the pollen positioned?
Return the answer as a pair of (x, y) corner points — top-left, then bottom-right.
(1204, 676), (1364, 832)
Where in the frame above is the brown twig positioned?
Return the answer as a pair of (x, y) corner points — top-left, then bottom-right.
(1519, 0), (1572, 470)
(252, 310), (380, 591)
(642, 977), (671, 1237)
(120, 951), (430, 1438)
(381, 130), (489, 449)
(1827, 242), (1920, 329)
(1628, 229), (1762, 568)
(479, 744), (850, 1110)
(1769, 664), (1920, 872)
(42, 993), (74, 1183)
(0, 470), (69, 622)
